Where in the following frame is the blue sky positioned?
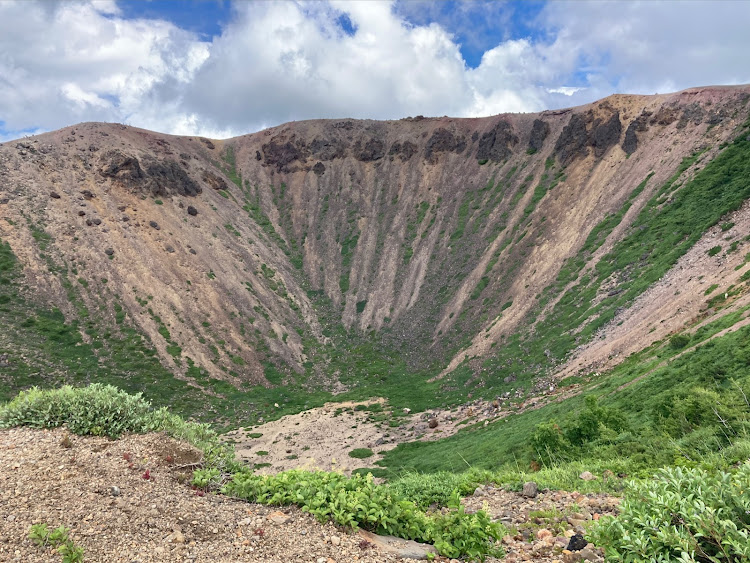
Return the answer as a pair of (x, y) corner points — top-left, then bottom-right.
(0, 0), (749, 141)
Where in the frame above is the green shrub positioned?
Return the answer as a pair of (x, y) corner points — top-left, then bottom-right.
(0, 384), (156, 438)
(388, 470), (486, 510)
(349, 447), (374, 459)
(0, 384), (236, 471)
(223, 469), (504, 559)
(590, 463), (750, 562)
(708, 245), (722, 257)
(670, 334), (691, 349)
(29, 523), (84, 563)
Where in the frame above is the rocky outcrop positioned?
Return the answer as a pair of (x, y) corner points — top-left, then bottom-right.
(477, 121), (518, 162)
(622, 111), (651, 155)
(528, 119), (550, 153)
(100, 151), (201, 197)
(425, 128), (467, 163)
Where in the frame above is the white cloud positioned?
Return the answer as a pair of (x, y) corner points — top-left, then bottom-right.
(1, 0), (749, 141)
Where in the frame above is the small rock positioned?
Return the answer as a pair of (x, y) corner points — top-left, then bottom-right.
(166, 245), (175, 253)
(0, 198), (9, 204)
(49, 192), (61, 199)
(109, 486), (120, 497)
(536, 529), (552, 540)
(93, 218), (101, 225)
(428, 418), (438, 429)
(522, 481), (538, 498)
(189, 248), (196, 255)
(78, 210), (86, 216)
(579, 546), (598, 561)
(122, 215), (130, 222)
(331, 535), (340, 546)
(563, 550), (583, 563)
(579, 471), (596, 481)
(149, 221), (160, 230)
(187, 206), (198, 216)
(104, 248), (114, 256)
(267, 511), (290, 524)
(472, 486), (485, 497)
(566, 534), (588, 551)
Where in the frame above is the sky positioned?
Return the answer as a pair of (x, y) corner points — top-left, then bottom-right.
(1, 0), (749, 142)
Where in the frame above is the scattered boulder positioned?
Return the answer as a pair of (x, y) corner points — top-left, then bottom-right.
(104, 248), (114, 256)
(566, 533), (588, 551)
(187, 205), (198, 216)
(358, 530), (438, 560)
(579, 471), (596, 481)
(93, 218), (101, 226)
(81, 190), (95, 200)
(522, 481), (538, 498)
(189, 248), (197, 255)
(165, 245), (175, 253)
(428, 418), (438, 429)
(122, 215), (130, 222)
(78, 210), (86, 217)
(312, 162), (325, 176)
(149, 221), (160, 230)
(49, 191), (61, 199)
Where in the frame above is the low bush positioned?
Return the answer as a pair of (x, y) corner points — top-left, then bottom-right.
(223, 469), (504, 559)
(0, 384), (237, 471)
(590, 463), (750, 562)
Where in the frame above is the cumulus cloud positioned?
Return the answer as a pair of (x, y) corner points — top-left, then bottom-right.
(1, 0), (749, 141)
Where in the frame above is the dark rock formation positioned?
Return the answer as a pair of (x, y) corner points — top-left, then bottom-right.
(100, 151), (200, 197)
(388, 141), (417, 161)
(262, 137), (306, 171)
(677, 102), (705, 129)
(187, 206), (198, 216)
(312, 162), (326, 176)
(477, 121), (518, 162)
(622, 111), (651, 155)
(555, 114), (590, 165)
(202, 170), (229, 192)
(425, 128), (467, 163)
(591, 111), (622, 158)
(310, 138), (345, 161)
(650, 106), (680, 126)
(356, 138), (385, 162)
(528, 119), (550, 153)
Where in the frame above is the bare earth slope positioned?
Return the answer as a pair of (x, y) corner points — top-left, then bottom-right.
(1, 85), (750, 418)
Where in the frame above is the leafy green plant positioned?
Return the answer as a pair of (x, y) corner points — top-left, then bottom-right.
(349, 447), (374, 459)
(708, 245), (722, 257)
(29, 523), (84, 563)
(222, 469), (504, 559)
(590, 463), (750, 562)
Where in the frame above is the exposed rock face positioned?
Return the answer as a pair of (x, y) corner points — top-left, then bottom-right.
(622, 111), (652, 155)
(591, 111), (622, 158)
(555, 113), (590, 165)
(100, 151), (201, 197)
(388, 141), (417, 161)
(477, 121), (518, 162)
(2, 85), (749, 395)
(262, 137), (306, 172)
(528, 119), (550, 153)
(355, 138), (385, 162)
(425, 128), (467, 163)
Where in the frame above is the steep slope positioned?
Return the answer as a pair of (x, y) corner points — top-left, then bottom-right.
(1, 85), (749, 422)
